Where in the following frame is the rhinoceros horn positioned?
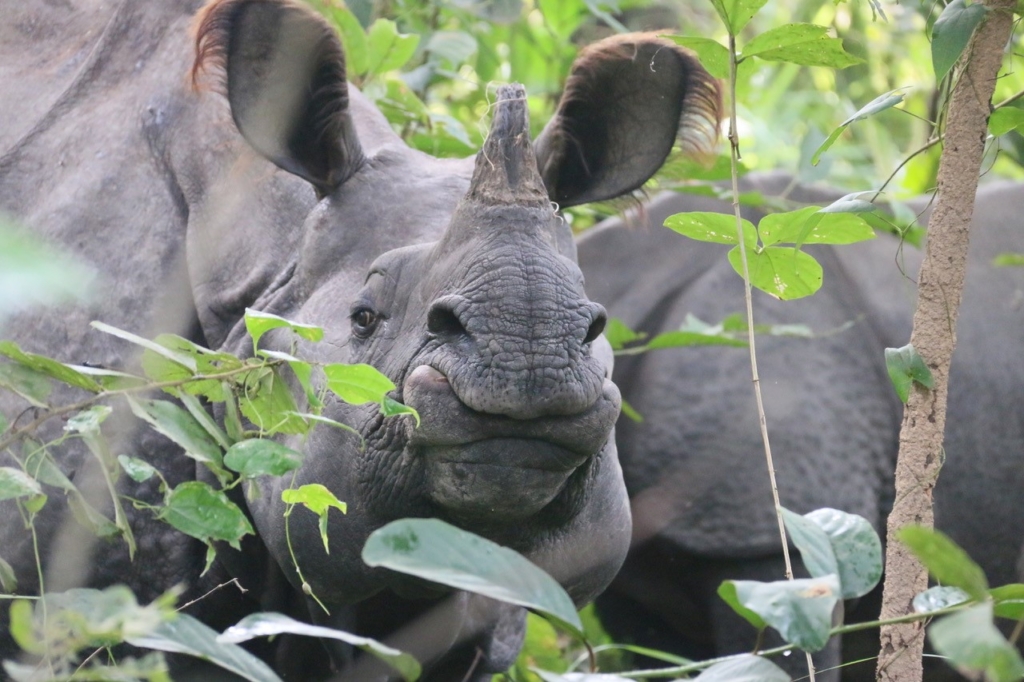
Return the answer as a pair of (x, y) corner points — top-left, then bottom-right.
(465, 84), (551, 209)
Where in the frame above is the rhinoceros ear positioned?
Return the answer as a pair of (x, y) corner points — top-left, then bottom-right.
(534, 34), (722, 208)
(193, 0), (362, 197)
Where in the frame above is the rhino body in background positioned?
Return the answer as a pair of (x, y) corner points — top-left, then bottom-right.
(579, 173), (1024, 680)
(0, 0), (721, 678)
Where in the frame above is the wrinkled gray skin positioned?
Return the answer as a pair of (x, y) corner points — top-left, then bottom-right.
(0, 0), (721, 679)
(580, 173), (1024, 680)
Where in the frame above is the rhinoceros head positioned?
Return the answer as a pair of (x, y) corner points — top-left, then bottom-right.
(191, 0), (719, 628)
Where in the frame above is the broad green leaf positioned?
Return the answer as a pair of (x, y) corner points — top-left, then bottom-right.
(173, 389), (233, 450)
(65, 405), (111, 435)
(780, 508), (839, 581)
(990, 584), (1024, 620)
(324, 363), (396, 405)
(725, 575), (840, 652)
(66, 364), (147, 391)
(819, 193), (877, 215)
(8, 600), (36, 654)
(897, 526), (988, 599)
(913, 586), (970, 613)
(932, 0), (988, 84)
(426, 31), (478, 67)
(363, 518), (583, 636)
(282, 484), (346, 553)
(365, 19), (420, 77)
(224, 439), (304, 479)
(742, 24), (861, 68)
(694, 654), (790, 681)
(127, 396), (228, 479)
(727, 245), (823, 300)
(0, 555), (16, 593)
(603, 319), (645, 350)
(22, 443), (75, 491)
(238, 367), (307, 435)
(128, 613), (283, 682)
(665, 212), (757, 248)
(259, 350), (321, 409)
(643, 330), (746, 350)
(989, 107), (1024, 136)
(664, 37), (730, 79)
(716, 581), (766, 631)
(0, 467), (42, 501)
(158, 481), (254, 550)
(0, 363), (52, 407)
(0, 341), (102, 392)
(805, 508), (882, 599)
(243, 309), (323, 352)
(91, 322), (196, 373)
(0, 220), (96, 326)
(993, 252), (1024, 266)
(219, 612), (419, 681)
(118, 455), (158, 483)
(884, 344), (934, 403)
(381, 396), (421, 426)
(708, 0), (769, 35)
(328, 5), (369, 76)
(929, 603), (1024, 682)
(757, 207), (875, 247)
(143, 335), (242, 401)
(812, 88), (907, 165)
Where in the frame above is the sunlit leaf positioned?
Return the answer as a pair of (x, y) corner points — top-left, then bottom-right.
(993, 252), (1024, 266)
(708, 0), (769, 35)
(811, 88), (907, 165)
(727, 245), (823, 300)
(220, 612), (419, 681)
(742, 24), (862, 69)
(381, 396), (421, 426)
(757, 207), (875, 247)
(365, 19), (420, 77)
(665, 212), (757, 247)
(722, 575), (840, 652)
(931, 0), (988, 83)
(664, 37), (730, 79)
(243, 309), (323, 353)
(326, 4), (369, 76)
(716, 581), (766, 631)
(897, 526), (987, 599)
(989, 107), (1024, 137)
(224, 439), (304, 479)
(158, 481), (254, 550)
(363, 518), (583, 636)
(990, 584), (1024, 620)
(282, 483), (346, 553)
(238, 367), (307, 435)
(324, 363), (396, 405)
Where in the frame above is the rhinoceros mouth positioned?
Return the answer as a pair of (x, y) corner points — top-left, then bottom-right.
(401, 364), (620, 519)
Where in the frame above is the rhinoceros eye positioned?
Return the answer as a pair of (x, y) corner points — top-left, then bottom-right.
(351, 307), (380, 338)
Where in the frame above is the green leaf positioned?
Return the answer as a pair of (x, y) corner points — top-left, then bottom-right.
(0, 555), (16, 593)
(619, 399), (643, 423)
(224, 439), (304, 479)
(91, 321), (197, 373)
(897, 526), (988, 599)
(173, 389), (233, 450)
(716, 581), (767, 631)
(812, 88), (907, 165)
(327, 5), (369, 76)
(993, 252), (1024, 266)
(643, 330), (746, 350)
(724, 575), (840, 652)
(365, 19), (420, 77)
(324, 363), (396, 405)
(381, 396), (421, 426)
(282, 484), (346, 553)
(708, 0), (769, 35)
(243, 309), (323, 353)
(693, 654), (790, 681)
(363, 518), (583, 636)
(127, 613), (283, 682)
(67, 492), (121, 539)
(8, 600), (37, 654)
(780, 508), (839, 581)
(65, 405), (112, 435)
(990, 584), (1024, 620)
(804, 508), (882, 599)
(0, 363), (52, 408)
(989, 107), (1024, 137)
(884, 344), (934, 403)
(603, 318), (645, 350)
(0, 341), (102, 392)
(0, 467), (42, 501)
(757, 207), (875, 247)
(742, 24), (861, 68)
(932, 0), (988, 84)
(912, 586), (971, 613)
(665, 212), (757, 248)
(127, 396), (228, 481)
(219, 612), (420, 682)
(727, 245), (823, 300)
(259, 350), (321, 409)
(22, 443), (75, 491)
(158, 481), (254, 551)
(663, 37), (730, 79)
(533, 672), (632, 682)
(929, 603), (1024, 682)
(238, 368), (307, 435)
(118, 455), (158, 483)
(426, 31), (478, 67)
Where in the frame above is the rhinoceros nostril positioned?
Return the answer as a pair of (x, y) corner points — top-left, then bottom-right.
(427, 300), (467, 338)
(583, 309), (607, 345)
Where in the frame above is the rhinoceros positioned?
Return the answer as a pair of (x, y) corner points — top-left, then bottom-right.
(578, 173), (1024, 680)
(0, 0), (722, 679)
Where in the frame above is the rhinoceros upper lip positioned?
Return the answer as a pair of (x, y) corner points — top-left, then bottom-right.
(401, 364), (619, 460)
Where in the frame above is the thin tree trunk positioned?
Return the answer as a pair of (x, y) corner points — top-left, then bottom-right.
(876, 3), (1015, 681)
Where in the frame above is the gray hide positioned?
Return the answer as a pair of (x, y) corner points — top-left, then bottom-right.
(578, 172), (1024, 680)
(0, 0), (721, 679)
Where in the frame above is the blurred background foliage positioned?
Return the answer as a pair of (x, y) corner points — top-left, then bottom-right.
(311, 0), (1024, 229)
